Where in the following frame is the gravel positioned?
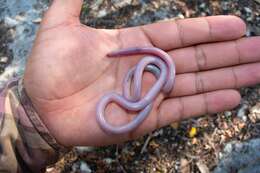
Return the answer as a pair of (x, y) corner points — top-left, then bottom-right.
(214, 138), (260, 173)
(0, 0), (48, 87)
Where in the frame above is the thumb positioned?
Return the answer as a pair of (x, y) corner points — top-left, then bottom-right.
(41, 0), (83, 29)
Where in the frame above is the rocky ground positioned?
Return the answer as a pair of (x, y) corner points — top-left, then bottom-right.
(0, 0), (48, 87)
(0, 0), (260, 173)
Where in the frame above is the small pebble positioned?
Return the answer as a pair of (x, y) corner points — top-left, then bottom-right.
(111, 0), (132, 8)
(237, 104), (248, 121)
(80, 161), (92, 173)
(97, 9), (107, 18)
(244, 7), (252, 14)
(199, 3), (206, 9)
(4, 17), (18, 27)
(15, 15), (26, 22)
(103, 158), (114, 165)
(91, 0), (104, 10)
(0, 57), (8, 63)
(46, 167), (54, 172)
(75, 146), (95, 155)
(177, 13), (185, 19)
(246, 29), (252, 37)
(32, 17), (42, 24)
(221, 2), (229, 11)
(224, 111), (232, 117)
(72, 162), (79, 173)
(248, 103), (260, 123)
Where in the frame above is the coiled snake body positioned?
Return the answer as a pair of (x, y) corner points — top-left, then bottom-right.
(96, 47), (176, 134)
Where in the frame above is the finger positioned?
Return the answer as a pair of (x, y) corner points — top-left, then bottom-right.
(158, 90), (240, 128)
(133, 15), (246, 50)
(171, 37), (260, 74)
(41, 0), (83, 29)
(171, 62), (260, 97)
(132, 90), (240, 138)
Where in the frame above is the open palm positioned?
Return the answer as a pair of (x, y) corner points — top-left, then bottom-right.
(24, 0), (260, 146)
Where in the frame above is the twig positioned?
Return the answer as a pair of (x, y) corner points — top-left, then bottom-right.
(141, 133), (153, 154)
(115, 145), (127, 173)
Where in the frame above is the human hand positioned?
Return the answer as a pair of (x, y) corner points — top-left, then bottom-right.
(24, 0), (260, 146)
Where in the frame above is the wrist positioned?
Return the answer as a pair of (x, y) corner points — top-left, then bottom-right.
(18, 78), (71, 152)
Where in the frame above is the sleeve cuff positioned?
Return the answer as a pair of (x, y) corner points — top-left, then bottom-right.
(16, 78), (71, 154)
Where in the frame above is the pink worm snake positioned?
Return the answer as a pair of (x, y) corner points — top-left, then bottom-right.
(96, 47), (176, 134)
